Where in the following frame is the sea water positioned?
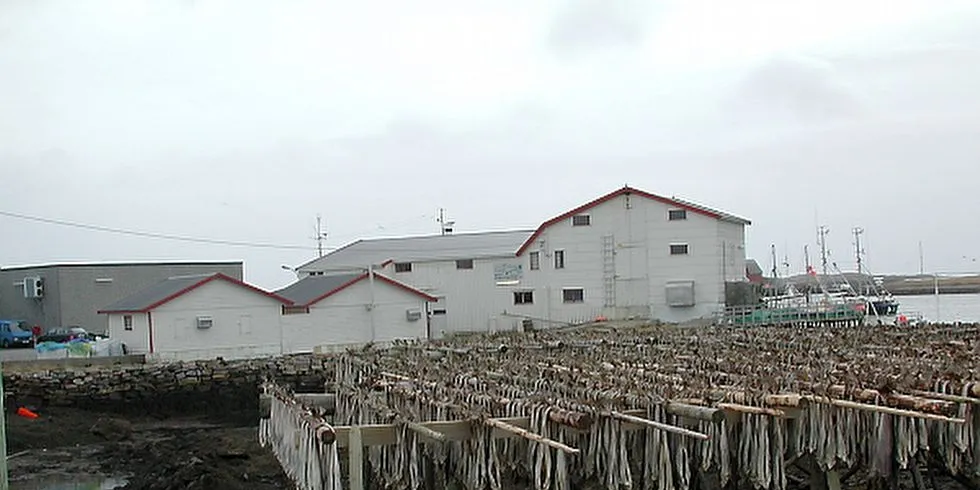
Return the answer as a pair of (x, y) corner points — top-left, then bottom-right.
(897, 293), (980, 323)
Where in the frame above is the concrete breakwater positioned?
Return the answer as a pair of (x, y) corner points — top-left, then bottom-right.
(2, 354), (335, 419)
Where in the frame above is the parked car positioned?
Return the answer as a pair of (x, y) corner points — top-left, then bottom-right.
(0, 320), (33, 348)
(37, 326), (90, 344)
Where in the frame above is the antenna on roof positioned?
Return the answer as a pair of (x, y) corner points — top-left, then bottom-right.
(313, 214), (328, 257)
(437, 208), (455, 236)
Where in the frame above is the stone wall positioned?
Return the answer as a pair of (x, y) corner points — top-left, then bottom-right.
(2, 354), (335, 420)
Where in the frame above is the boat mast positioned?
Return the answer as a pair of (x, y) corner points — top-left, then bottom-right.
(818, 226), (830, 276)
(770, 244), (778, 279)
(853, 227), (864, 275)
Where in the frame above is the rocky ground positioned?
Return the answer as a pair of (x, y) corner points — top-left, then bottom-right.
(6, 405), (290, 489)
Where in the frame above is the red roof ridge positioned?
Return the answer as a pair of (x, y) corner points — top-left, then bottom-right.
(98, 272), (293, 314)
(301, 271), (438, 307)
(515, 186), (750, 256)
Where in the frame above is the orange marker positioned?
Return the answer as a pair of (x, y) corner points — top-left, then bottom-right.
(16, 407), (39, 419)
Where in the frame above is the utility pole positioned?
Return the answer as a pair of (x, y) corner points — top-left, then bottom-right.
(818, 226), (830, 276)
(313, 214), (328, 258)
(804, 244), (811, 272)
(918, 241), (925, 276)
(437, 208), (455, 236)
(852, 227), (864, 275)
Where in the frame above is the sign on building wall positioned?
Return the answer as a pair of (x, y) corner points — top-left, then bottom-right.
(493, 263), (523, 286)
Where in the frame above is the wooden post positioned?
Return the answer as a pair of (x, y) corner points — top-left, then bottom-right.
(0, 359), (8, 490)
(349, 426), (364, 490)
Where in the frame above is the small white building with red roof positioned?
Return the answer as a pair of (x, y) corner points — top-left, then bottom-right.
(275, 271), (437, 353)
(99, 272), (294, 360)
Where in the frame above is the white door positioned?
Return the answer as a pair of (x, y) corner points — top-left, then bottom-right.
(428, 297), (448, 339)
(239, 315), (252, 336)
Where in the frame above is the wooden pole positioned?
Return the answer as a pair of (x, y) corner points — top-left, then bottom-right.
(259, 393), (336, 418)
(716, 403), (787, 418)
(610, 411), (710, 441)
(349, 426), (364, 490)
(0, 359), (8, 490)
(664, 402), (725, 423)
(802, 384), (957, 415)
(406, 421), (447, 442)
(907, 389), (980, 405)
(484, 418), (579, 454)
(804, 396), (966, 423)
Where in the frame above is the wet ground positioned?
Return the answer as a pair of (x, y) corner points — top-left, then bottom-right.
(6, 406), (290, 490)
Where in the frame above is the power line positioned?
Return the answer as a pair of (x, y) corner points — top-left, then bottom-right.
(0, 210), (318, 251)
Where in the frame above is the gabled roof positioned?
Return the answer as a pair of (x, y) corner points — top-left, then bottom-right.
(516, 186), (751, 256)
(1, 261), (242, 272)
(745, 259), (764, 276)
(296, 229), (534, 271)
(275, 272), (438, 307)
(98, 273), (292, 314)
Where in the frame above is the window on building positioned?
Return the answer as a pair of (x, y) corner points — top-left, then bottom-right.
(456, 259), (474, 270)
(668, 209), (687, 221)
(513, 291), (534, 305)
(670, 244), (689, 255)
(529, 251), (540, 270)
(554, 250), (565, 269)
(123, 315), (133, 331)
(282, 305), (310, 315)
(562, 288), (584, 303)
(394, 262), (412, 273)
(571, 214), (591, 226)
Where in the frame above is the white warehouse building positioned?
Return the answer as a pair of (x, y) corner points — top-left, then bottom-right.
(295, 230), (535, 337)
(294, 186), (750, 334)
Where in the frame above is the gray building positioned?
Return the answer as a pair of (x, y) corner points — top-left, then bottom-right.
(0, 261), (243, 334)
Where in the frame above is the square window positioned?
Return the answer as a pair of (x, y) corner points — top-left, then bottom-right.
(123, 315), (133, 331)
(554, 250), (565, 269)
(456, 259), (474, 270)
(562, 288), (584, 303)
(668, 209), (687, 221)
(529, 251), (540, 270)
(670, 244), (689, 255)
(394, 262), (412, 273)
(513, 291), (534, 305)
(571, 215), (591, 226)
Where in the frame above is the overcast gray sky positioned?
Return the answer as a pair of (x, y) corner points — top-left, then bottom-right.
(2, 0), (979, 289)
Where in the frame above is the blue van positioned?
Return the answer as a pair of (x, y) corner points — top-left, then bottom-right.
(0, 320), (34, 348)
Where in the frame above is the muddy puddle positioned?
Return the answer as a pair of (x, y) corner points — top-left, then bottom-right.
(10, 475), (127, 490)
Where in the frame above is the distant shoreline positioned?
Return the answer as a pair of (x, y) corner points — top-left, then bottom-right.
(889, 287), (980, 296)
(777, 273), (980, 297)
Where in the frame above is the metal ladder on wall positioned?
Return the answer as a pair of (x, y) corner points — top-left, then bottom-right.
(601, 235), (616, 307)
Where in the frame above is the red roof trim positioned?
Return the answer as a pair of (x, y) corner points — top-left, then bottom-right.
(302, 273), (369, 307)
(98, 273), (294, 314)
(373, 274), (439, 302)
(516, 186), (742, 256)
(303, 272), (438, 307)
